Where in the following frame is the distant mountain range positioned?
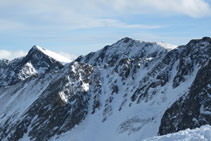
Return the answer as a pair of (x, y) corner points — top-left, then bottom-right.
(0, 37), (211, 141)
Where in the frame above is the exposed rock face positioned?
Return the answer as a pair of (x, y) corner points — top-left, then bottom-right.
(0, 62), (93, 141)
(159, 37), (211, 135)
(159, 59), (211, 135)
(0, 37), (210, 141)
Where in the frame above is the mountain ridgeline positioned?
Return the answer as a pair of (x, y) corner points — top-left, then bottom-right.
(0, 37), (210, 141)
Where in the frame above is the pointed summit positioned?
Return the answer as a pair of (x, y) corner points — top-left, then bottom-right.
(28, 45), (71, 63)
(0, 46), (71, 87)
(28, 45), (46, 58)
(24, 46), (68, 72)
(118, 37), (134, 43)
(32, 45), (42, 50)
(29, 45), (45, 54)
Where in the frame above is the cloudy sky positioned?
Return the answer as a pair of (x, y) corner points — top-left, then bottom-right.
(0, 0), (210, 60)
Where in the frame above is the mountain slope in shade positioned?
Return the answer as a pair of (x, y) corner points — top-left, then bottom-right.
(159, 37), (211, 135)
(0, 37), (210, 141)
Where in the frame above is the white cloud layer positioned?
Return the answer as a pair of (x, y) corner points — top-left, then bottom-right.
(0, 50), (27, 60)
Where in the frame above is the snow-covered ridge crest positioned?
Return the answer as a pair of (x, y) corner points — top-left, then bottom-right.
(31, 45), (71, 63)
(117, 37), (178, 50)
(78, 37), (178, 68)
(155, 42), (178, 50)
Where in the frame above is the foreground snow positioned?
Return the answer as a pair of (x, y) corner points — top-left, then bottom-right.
(145, 125), (211, 141)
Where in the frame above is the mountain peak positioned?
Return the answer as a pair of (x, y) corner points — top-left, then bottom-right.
(0, 46), (69, 87)
(116, 37), (177, 51)
(118, 37), (134, 43)
(114, 37), (137, 46)
(29, 45), (71, 63)
(32, 45), (42, 50)
(29, 45), (46, 57)
(79, 37), (172, 67)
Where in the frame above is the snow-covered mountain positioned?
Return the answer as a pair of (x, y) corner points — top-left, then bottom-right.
(0, 37), (210, 141)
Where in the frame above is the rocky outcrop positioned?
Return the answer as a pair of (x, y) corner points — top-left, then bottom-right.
(0, 62), (93, 141)
(159, 59), (211, 135)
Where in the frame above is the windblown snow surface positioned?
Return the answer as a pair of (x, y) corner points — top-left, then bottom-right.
(33, 46), (72, 63)
(144, 125), (211, 141)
